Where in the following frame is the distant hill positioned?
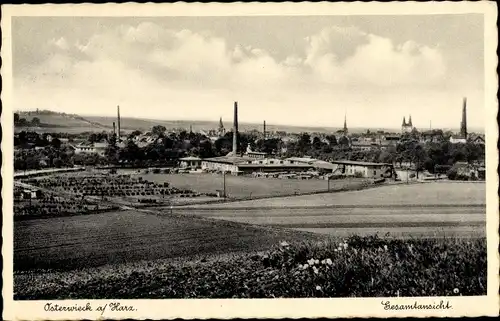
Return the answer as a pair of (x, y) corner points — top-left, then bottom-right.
(16, 109), (479, 135)
(15, 110), (112, 133)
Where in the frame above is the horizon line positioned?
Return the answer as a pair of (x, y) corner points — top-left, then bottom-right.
(15, 109), (483, 132)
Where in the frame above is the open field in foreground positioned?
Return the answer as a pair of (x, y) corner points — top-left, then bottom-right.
(120, 170), (369, 199)
(14, 236), (486, 299)
(185, 182), (486, 208)
(14, 210), (323, 271)
(175, 182), (486, 238)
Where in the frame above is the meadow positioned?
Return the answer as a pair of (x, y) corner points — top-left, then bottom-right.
(14, 236), (487, 299)
(123, 170), (370, 200)
(176, 182), (486, 238)
(188, 181), (486, 208)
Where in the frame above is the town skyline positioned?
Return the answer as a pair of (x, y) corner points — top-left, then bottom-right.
(13, 14), (485, 129)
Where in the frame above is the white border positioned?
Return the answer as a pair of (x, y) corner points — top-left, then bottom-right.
(2, 2), (499, 319)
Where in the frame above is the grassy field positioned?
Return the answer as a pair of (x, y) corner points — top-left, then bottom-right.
(14, 236), (486, 299)
(14, 210), (324, 271)
(121, 170), (369, 200)
(188, 181), (486, 208)
(174, 182), (486, 238)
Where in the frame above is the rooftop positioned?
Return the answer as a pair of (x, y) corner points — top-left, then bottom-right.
(203, 155), (254, 165)
(331, 160), (392, 167)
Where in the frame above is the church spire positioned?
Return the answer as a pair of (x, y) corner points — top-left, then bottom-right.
(408, 115), (413, 127)
(402, 116), (406, 126)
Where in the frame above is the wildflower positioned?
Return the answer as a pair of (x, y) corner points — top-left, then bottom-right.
(280, 241), (290, 247)
(313, 266), (319, 274)
(325, 258), (333, 265)
(384, 245), (388, 251)
(302, 264), (309, 270)
(307, 258), (316, 265)
(453, 288), (459, 294)
(343, 242), (348, 249)
(298, 264), (303, 269)
(314, 259), (320, 265)
(316, 285), (322, 291)
(321, 259), (326, 265)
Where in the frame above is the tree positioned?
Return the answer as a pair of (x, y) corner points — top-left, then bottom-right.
(338, 136), (350, 147)
(379, 146), (397, 164)
(326, 135), (338, 146)
(151, 125), (167, 136)
(50, 138), (62, 149)
(105, 135), (119, 164)
(31, 117), (41, 126)
(312, 137), (322, 150)
(297, 133), (312, 154)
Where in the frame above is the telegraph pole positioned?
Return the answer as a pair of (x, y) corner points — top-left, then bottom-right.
(223, 171), (226, 198)
(327, 175), (330, 192)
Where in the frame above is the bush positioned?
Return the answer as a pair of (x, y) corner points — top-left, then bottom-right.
(14, 236), (486, 299)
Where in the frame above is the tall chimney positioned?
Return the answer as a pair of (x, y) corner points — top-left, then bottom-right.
(117, 105), (121, 142)
(263, 120), (266, 139)
(112, 122), (116, 137)
(461, 97), (467, 139)
(232, 101), (238, 155)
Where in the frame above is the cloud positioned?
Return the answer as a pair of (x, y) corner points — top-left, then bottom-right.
(15, 21), (473, 129)
(304, 27), (446, 87)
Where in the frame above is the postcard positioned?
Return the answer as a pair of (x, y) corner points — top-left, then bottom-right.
(2, 2), (498, 320)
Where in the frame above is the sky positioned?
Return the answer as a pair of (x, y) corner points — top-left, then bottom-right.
(12, 14), (485, 130)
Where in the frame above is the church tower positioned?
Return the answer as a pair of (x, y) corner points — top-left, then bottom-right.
(401, 115), (413, 133)
(460, 97), (468, 139)
(218, 117), (225, 136)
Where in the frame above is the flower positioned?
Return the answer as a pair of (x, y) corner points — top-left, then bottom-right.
(307, 258), (316, 265)
(302, 264), (309, 270)
(343, 242), (348, 249)
(280, 241), (290, 247)
(384, 245), (388, 251)
(298, 264), (303, 269)
(313, 266), (319, 274)
(316, 285), (322, 291)
(321, 259), (326, 265)
(325, 258), (333, 265)
(314, 259), (320, 265)
(453, 288), (459, 294)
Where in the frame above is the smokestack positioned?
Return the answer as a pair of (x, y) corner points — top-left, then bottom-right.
(263, 120), (266, 139)
(117, 105), (121, 142)
(113, 122), (116, 137)
(232, 101), (238, 155)
(461, 97), (467, 139)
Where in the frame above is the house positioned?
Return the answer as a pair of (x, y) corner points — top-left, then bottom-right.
(73, 141), (108, 156)
(449, 135), (467, 144)
(330, 160), (395, 178)
(179, 156), (202, 169)
(468, 134), (485, 145)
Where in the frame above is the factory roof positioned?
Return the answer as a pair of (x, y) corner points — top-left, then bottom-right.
(238, 163), (313, 168)
(203, 156), (254, 165)
(179, 156), (202, 161)
(331, 160), (392, 167)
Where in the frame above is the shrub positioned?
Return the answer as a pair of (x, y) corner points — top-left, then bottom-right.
(14, 236), (486, 300)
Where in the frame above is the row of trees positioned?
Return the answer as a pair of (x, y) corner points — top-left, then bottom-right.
(15, 127), (485, 176)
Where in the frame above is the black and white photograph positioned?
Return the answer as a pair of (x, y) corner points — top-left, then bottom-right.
(2, 2), (498, 320)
